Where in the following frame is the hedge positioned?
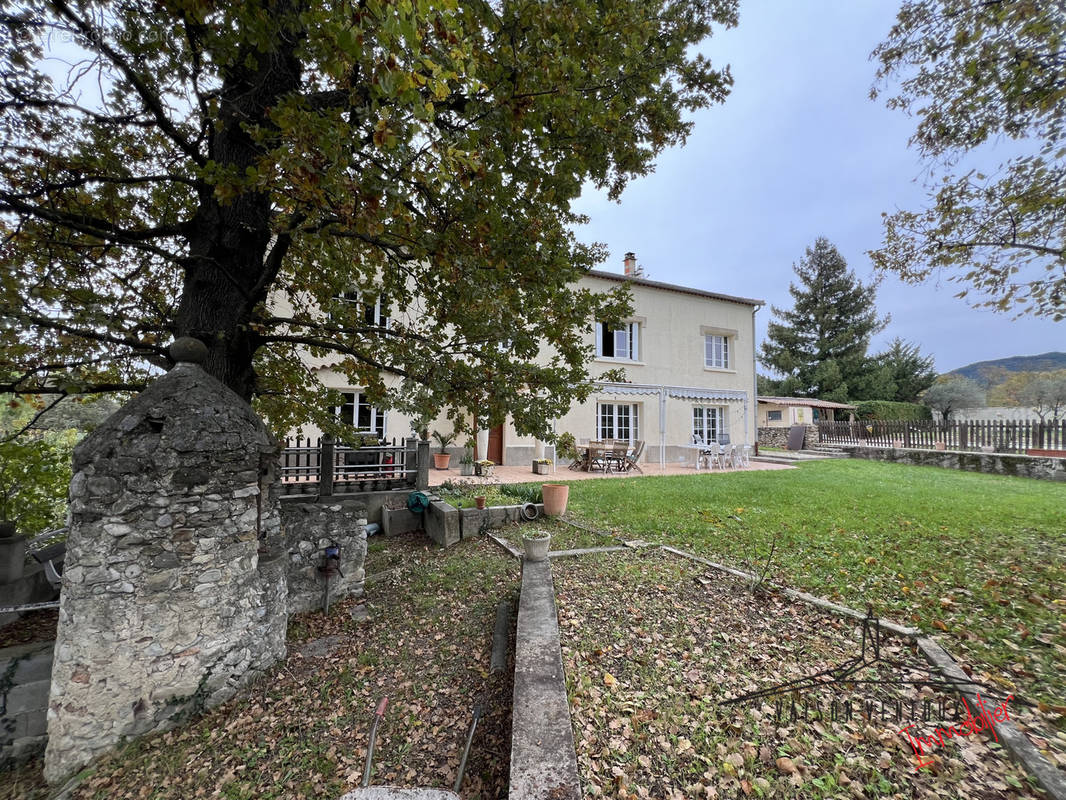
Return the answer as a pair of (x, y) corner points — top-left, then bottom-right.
(854, 400), (932, 421)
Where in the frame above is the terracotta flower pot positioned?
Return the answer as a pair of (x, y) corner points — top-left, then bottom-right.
(475, 496), (487, 510)
(541, 483), (569, 517)
(433, 452), (451, 470)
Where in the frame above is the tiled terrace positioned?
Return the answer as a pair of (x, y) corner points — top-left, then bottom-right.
(427, 459), (791, 487)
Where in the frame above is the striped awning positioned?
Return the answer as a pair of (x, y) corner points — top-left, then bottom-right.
(594, 382), (748, 403)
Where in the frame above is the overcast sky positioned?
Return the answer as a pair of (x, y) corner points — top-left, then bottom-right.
(571, 0), (1063, 375)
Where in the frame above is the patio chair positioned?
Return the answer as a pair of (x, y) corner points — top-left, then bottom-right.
(621, 440), (645, 473)
(605, 440), (629, 472)
(700, 441), (723, 470)
(587, 441), (609, 472)
(739, 444), (752, 467)
(721, 443), (737, 469)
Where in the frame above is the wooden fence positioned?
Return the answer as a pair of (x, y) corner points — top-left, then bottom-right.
(818, 419), (1066, 454)
(279, 435), (428, 496)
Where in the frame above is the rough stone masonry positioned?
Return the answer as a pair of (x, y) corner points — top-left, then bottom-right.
(43, 342), (289, 782)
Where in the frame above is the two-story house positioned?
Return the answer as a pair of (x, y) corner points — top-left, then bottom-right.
(290, 252), (762, 468)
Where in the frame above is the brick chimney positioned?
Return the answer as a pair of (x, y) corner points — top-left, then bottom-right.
(623, 251), (643, 277)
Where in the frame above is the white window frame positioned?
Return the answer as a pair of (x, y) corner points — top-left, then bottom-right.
(692, 405), (727, 443)
(704, 333), (730, 369)
(332, 290), (390, 328)
(596, 321), (640, 361)
(595, 402), (639, 444)
(335, 391), (385, 435)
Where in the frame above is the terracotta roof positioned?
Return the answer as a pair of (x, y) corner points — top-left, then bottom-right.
(586, 270), (764, 308)
(758, 396), (857, 410)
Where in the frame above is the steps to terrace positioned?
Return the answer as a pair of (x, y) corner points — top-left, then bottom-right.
(750, 446), (850, 466)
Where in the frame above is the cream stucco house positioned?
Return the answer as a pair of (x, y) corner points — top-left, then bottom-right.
(288, 253), (763, 468)
(757, 396), (856, 428)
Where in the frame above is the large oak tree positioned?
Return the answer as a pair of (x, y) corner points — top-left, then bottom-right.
(871, 0), (1066, 321)
(0, 0), (737, 438)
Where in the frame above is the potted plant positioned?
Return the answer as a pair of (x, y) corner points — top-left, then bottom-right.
(474, 495), (487, 510)
(532, 457), (551, 475)
(432, 430), (456, 469)
(475, 459), (494, 477)
(934, 440), (947, 451)
(522, 529), (551, 562)
(459, 444), (475, 476)
(541, 483), (569, 516)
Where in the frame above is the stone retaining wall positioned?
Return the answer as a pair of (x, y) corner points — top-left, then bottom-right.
(844, 445), (1066, 482)
(0, 641), (53, 766)
(281, 501), (367, 614)
(758, 425), (818, 449)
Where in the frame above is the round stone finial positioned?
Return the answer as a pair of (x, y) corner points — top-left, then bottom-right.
(169, 337), (209, 365)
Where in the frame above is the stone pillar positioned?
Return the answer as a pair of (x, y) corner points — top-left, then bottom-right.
(476, 428), (489, 461)
(44, 339), (287, 783)
(533, 439), (545, 461)
(415, 440), (430, 490)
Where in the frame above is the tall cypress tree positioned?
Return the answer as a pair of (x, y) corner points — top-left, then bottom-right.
(760, 238), (888, 403)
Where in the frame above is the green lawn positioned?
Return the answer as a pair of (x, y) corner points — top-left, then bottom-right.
(560, 460), (1066, 710)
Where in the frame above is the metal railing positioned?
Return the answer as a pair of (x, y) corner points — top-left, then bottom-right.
(279, 435), (429, 495)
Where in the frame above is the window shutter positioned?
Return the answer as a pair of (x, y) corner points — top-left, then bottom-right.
(631, 323), (639, 361)
(595, 321), (603, 357)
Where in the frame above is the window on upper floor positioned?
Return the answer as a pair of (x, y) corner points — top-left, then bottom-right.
(332, 291), (390, 328)
(704, 333), (729, 369)
(334, 391), (385, 434)
(596, 321), (640, 361)
(596, 402), (638, 443)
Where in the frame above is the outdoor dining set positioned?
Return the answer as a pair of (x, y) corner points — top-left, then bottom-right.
(568, 439), (646, 473)
(567, 437), (753, 473)
(685, 435), (752, 470)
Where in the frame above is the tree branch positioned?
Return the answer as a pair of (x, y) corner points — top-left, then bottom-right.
(48, 0), (205, 166)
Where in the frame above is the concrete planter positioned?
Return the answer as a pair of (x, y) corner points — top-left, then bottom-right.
(459, 462), (475, 476)
(522, 532), (551, 562)
(532, 462), (550, 475)
(541, 483), (569, 516)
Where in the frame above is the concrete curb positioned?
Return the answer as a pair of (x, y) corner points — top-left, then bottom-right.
(914, 636), (1066, 800)
(660, 544), (1065, 797)
(508, 559), (581, 800)
(548, 546), (629, 559)
(487, 534), (521, 561)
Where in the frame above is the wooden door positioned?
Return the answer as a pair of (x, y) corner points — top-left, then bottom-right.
(488, 424), (504, 464)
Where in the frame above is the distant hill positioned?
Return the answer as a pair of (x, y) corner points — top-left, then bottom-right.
(948, 352), (1066, 388)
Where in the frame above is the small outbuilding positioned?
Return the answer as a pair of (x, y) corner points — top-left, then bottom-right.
(757, 396), (856, 428)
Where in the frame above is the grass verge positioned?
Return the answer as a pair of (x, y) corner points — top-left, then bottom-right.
(560, 460), (1065, 713)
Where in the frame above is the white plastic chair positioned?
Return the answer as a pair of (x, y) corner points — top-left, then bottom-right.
(703, 442), (723, 470)
(739, 444), (752, 467)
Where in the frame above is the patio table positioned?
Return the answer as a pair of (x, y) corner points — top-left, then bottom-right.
(679, 443), (717, 471)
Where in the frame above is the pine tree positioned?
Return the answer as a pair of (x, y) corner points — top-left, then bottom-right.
(760, 238), (888, 402)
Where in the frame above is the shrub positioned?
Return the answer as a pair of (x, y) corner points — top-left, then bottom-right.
(854, 400), (932, 421)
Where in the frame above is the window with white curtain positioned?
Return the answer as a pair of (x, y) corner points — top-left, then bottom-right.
(692, 406), (726, 442)
(596, 403), (639, 443)
(704, 334), (730, 369)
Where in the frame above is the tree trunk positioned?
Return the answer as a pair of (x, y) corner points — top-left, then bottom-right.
(176, 11), (303, 400)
